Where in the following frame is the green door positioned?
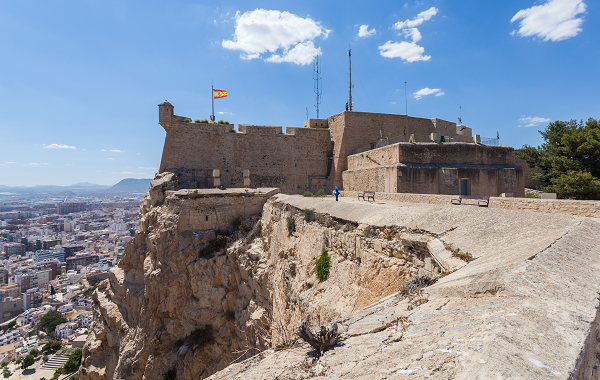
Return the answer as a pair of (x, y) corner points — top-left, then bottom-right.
(460, 179), (468, 195)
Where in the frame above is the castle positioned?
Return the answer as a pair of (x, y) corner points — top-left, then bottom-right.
(158, 101), (525, 197)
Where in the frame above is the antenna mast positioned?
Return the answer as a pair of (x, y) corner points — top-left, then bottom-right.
(405, 82), (407, 115)
(458, 105), (462, 125)
(347, 48), (354, 112)
(314, 53), (322, 119)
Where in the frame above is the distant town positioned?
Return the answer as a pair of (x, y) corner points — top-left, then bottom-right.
(0, 181), (147, 376)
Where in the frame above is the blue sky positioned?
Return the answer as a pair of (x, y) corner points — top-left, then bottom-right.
(0, 0), (598, 186)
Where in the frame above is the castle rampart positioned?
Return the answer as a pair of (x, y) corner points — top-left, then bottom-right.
(157, 101), (523, 197)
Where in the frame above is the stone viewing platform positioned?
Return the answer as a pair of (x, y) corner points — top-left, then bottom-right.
(207, 193), (600, 380)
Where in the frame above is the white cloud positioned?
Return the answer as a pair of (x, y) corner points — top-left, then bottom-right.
(5, 162), (17, 164)
(381, 7), (437, 62)
(264, 41), (320, 65)
(403, 27), (422, 42)
(45, 144), (76, 149)
(511, 0), (586, 41)
(518, 116), (551, 127)
(358, 24), (376, 38)
(413, 88), (442, 100)
(27, 163), (48, 166)
(138, 167), (157, 170)
(222, 9), (329, 65)
(108, 158), (116, 160)
(101, 149), (123, 152)
(391, 102), (397, 104)
(393, 7), (438, 29)
(379, 41), (430, 62)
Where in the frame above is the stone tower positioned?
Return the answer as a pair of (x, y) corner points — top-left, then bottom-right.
(158, 100), (174, 131)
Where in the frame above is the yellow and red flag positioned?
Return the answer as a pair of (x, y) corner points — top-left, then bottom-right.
(213, 89), (227, 99)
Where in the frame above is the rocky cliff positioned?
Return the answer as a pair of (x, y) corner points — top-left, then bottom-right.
(81, 174), (438, 380)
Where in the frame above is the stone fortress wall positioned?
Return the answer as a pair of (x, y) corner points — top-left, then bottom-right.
(157, 101), (531, 197)
(158, 102), (332, 194)
(343, 142), (524, 197)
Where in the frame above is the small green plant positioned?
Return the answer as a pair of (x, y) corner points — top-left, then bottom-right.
(69, 375), (80, 380)
(183, 118), (191, 122)
(198, 119), (209, 123)
(161, 183), (169, 193)
(218, 119), (230, 124)
(287, 216), (296, 236)
(314, 251), (331, 282)
(148, 336), (161, 355)
(232, 216), (247, 232)
(525, 193), (541, 198)
(163, 369), (176, 380)
(314, 189), (327, 197)
(452, 248), (475, 262)
(199, 230), (230, 258)
(188, 189), (200, 199)
(303, 191), (313, 197)
(302, 209), (315, 222)
(230, 128), (236, 133)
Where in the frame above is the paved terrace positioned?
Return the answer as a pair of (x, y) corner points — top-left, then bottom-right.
(209, 194), (600, 379)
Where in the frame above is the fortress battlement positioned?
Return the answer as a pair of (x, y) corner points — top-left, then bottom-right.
(157, 100), (526, 196)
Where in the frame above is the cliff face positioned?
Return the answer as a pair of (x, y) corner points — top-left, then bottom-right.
(81, 176), (431, 380)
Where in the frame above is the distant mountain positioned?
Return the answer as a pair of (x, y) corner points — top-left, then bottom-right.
(71, 182), (103, 187)
(107, 178), (151, 193)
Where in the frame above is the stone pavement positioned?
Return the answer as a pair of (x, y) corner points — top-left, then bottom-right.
(208, 195), (600, 379)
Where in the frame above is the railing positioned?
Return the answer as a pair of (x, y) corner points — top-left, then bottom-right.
(480, 137), (499, 146)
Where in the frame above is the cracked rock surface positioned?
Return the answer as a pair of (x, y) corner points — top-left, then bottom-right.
(207, 196), (600, 379)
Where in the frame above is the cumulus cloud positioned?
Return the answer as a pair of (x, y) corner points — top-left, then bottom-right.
(45, 144), (76, 149)
(101, 149), (123, 152)
(5, 162), (17, 164)
(393, 7), (438, 29)
(379, 41), (430, 62)
(511, 0), (586, 41)
(222, 9), (329, 65)
(28, 163), (48, 166)
(358, 24), (376, 38)
(413, 88), (443, 100)
(380, 7), (437, 62)
(403, 28), (422, 42)
(518, 116), (551, 127)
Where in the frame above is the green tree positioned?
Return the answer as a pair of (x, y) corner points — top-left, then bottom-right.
(38, 310), (67, 334)
(30, 348), (40, 357)
(42, 340), (63, 352)
(2, 370), (11, 378)
(62, 348), (82, 373)
(21, 354), (35, 369)
(517, 118), (600, 199)
(6, 320), (16, 329)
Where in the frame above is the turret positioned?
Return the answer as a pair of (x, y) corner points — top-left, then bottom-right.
(158, 100), (174, 131)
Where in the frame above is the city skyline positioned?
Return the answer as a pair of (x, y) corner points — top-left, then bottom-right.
(0, 0), (598, 186)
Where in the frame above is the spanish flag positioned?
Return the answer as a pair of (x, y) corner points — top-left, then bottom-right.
(213, 89), (227, 99)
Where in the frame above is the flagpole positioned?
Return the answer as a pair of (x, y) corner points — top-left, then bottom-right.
(211, 82), (214, 122)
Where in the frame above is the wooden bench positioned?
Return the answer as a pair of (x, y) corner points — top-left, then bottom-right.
(358, 191), (375, 202)
(451, 195), (489, 207)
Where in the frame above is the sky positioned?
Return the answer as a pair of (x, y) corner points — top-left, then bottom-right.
(0, 0), (598, 186)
